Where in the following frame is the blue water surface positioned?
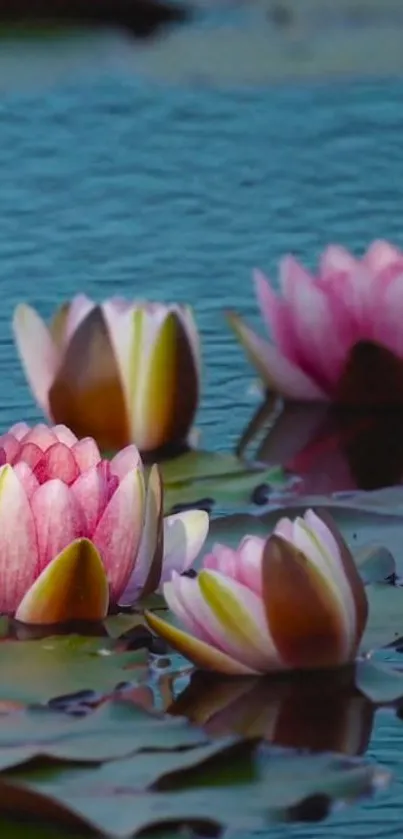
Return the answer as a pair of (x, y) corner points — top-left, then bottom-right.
(0, 66), (403, 836)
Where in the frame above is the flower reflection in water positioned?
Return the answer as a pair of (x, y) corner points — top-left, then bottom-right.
(168, 667), (375, 757)
(238, 397), (403, 494)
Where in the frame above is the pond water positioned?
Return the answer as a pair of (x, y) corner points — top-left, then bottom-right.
(1, 51), (403, 839)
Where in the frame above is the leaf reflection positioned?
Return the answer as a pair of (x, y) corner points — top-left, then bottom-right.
(168, 667), (375, 756)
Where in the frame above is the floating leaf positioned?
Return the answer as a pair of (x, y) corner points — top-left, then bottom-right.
(0, 636), (147, 704)
(356, 545), (396, 583)
(362, 584), (403, 653)
(0, 744), (388, 836)
(356, 659), (403, 704)
(157, 450), (284, 513)
(0, 700), (209, 771)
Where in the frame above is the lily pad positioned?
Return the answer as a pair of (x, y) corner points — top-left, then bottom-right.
(158, 451), (284, 513)
(0, 744), (388, 836)
(356, 659), (403, 704)
(0, 636), (147, 704)
(362, 584), (403, 653)
(0, 700), (209, 771)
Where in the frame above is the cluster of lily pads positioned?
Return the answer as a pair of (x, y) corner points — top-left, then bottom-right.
(2, 239), (403, 834)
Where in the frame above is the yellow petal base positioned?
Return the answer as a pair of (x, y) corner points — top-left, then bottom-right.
(15, 538), (109, 625)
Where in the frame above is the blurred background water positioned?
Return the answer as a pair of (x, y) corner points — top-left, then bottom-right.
(1, 12), (403, 834)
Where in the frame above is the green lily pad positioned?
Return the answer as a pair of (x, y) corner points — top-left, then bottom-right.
(0, 636), (147, 704)
(0, 745), (387, 836)
(0, 700), (209, 771)
(356, 545), (396, 583)
(146, 450), (284, 512)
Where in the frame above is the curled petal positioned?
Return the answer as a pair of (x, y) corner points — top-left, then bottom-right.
(0, 465), (38, 614)
(13, 462), (39, 501)
(15, 538), (109, 625)
(13, 304), (59, 417)
(119, 465), (162, 605)
(160, 509), (209, 584)
(93, 467), (145, 602)
(145, 611), (258, 676)
(262, 535), (350, 669)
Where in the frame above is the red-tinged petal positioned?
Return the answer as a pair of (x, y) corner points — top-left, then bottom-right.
(18, 443), (43, 471)
(52, 425), (78, 446)
(34, 443), (80, 486)
(13, 462), (39, 501)
(160, 509), (209, 584)
(262, 535), (349, 669)
(15, 538), (109, 625)
(226, 312), (327, 401)
(145, 611), (258, 676)
(72, 437), (101, 472)
(119, 464), (162, 605)
(71, 465), (106, 535)
(364, 239), (402, 273)
(110, 445), (142, 481)
(20, 423), (58, 451)
(0, 465), (38, 614)
(13, 304), (60, 417)
(31, 479), (84, 572)
(93, 467), (145, 603)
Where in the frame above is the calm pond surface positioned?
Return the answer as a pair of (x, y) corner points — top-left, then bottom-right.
(1, 57), (403, 838)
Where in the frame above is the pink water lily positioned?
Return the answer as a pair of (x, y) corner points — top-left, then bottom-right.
(0, 423), (209, 624)
(228, 240), (403, 403)
(13, 295), (200, 453)
(146, 510), (368, 675)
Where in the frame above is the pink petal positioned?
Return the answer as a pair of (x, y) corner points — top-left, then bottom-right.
(253, 269), (298, 364)
(93, 468), (144, 603)
(71, 464), (116, 536)
(0, 465), (39, 614)
(18, 443), (44, 471)
(203, 544), (239, 578)
(119, 465), (161, 605)
(52, 425), (78, 446)
(0, 434), (20, 464)
(72, 438), (101, 472)
(160, 509), (209, 584)
(34, 443), (80, 486)
(273, 517), (294, 541)
(13, 305), (60, 417)
(9, 422), (30, 441)
(236, 536), (265, 595)
(21, 424), (58, 451)
(163, 572), (218, 643)
(13, 462), (39, 501)
(31, 479), (84, 572)
(319, 245), (359, 277)
(228, 313), (326, 401)
(364, 239), (403, 273)
(64, 294), (96, 344)
(110, 445), (142, 481)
